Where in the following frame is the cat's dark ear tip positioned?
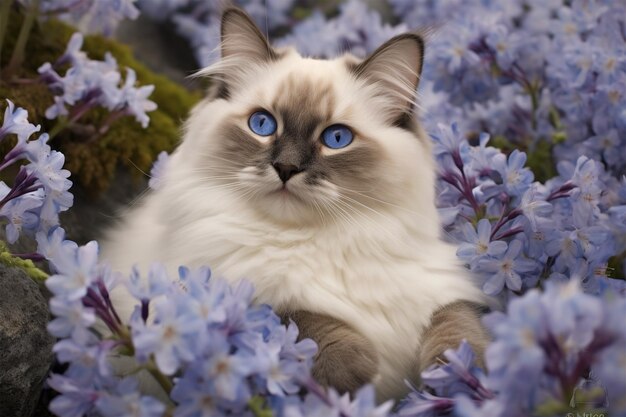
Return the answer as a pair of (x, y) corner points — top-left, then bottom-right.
(393, 32), (426, 55)
(221, 7), (248, 28)
(221, 6), (247, 21)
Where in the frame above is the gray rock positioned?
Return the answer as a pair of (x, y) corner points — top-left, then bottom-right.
(0, 264), (54, 417)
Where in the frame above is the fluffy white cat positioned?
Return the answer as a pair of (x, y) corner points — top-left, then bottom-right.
(102, 8), (488, 400)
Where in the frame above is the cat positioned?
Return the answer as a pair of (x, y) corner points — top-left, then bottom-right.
(101, 7), (491, 400)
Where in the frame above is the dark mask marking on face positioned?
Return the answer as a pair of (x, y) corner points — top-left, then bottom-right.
(214, 122), (266, 173)
(323, 142), (383, 192)
(268, 75), (336, 173)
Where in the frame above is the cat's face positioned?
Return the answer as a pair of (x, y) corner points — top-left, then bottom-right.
(179, 9), (436, 226)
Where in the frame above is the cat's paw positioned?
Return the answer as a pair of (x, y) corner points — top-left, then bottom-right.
(312, 329), (379, 394)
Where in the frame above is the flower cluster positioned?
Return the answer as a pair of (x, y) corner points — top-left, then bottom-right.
(42, 232), (393, 417)
(404, 0), (626, 180)
(0, 100), (72, 244)
(399, 280), (626, 416)
(38, 32), (157, 131)
(433, 122), (626, 300)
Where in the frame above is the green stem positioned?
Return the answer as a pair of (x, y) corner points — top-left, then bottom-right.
(147, 361), (174, 394)
(0, 0), (12, 69)
(527, 82), (539, 133)
(47, 118), (68, 141)
(5, 0), (39, 76)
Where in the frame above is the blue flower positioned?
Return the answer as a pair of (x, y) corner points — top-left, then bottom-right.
(46, 241), (100, 301)
(48, 374), (99, 417)
(396, 386), (454, 417)
(53, 339), (114, 381)
(519, 185), (552, 231)
(96, 378), (165, 417)
(0, 99), (41, 142)
(132, 296), (204, 375)
(47, 297), (97, 345)
(492, 150), (534, 198)
(348, 385), (394, 417)
(0, 189), (43, 243)
(421, 340), (491, 400)
(485, 24), (523, 71)
(36, 227), (78, 270)
(478, 239), (538, 295)
(457, 219), (507, 267)
(118, 68), (158, 128)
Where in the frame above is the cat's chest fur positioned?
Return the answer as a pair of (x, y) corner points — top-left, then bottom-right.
(104, 189), (483, 399)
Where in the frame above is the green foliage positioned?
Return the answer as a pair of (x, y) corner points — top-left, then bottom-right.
(608, 252), (626, 281)
(0, 9), (200, 194)
(0, 240), (47, 282)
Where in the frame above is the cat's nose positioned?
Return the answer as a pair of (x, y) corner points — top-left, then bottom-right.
(272, 163), (302, 183)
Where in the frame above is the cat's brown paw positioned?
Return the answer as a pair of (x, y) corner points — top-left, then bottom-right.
(416, 301), (490, 376)
(312, 328), (379, 394)
(279, 309), (380, 394)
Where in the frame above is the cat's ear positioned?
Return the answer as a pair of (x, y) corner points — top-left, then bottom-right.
(221, 7), (277, 63)
(199, 8), (277, 99)
(352, 33), (425, 123)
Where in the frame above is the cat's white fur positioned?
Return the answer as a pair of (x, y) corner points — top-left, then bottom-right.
(102, 44), (484, 400)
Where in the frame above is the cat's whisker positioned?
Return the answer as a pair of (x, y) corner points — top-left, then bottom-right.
(194, 176), (243, 182)
(336, 185), (460, 242)
(338, 193), (397, 226)
(127, 187), (151, 208)
(337, 184), (436, 221)
(196, 153), (250, 167)
(335, 197), (398, 241)
(323, 199), (355, 235)
(327, 197), (374, 237)
(309, 196), (332, 229)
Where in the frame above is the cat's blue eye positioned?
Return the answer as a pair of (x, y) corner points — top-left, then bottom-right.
(248, 111), (277, 136)
(322, 125), (353, 149)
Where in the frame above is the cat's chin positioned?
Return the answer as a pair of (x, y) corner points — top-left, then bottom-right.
(256, 188), (319, 225)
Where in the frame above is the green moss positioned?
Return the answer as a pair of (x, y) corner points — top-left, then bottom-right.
(0, 241), (48, 282)
(1, 9), (199, 193)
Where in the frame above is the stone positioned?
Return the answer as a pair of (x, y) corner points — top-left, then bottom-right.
(0, 264), (54, 417)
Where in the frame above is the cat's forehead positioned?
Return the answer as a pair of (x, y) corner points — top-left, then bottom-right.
(272, 73), (335, 121)
(252, 54), (361, 122)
